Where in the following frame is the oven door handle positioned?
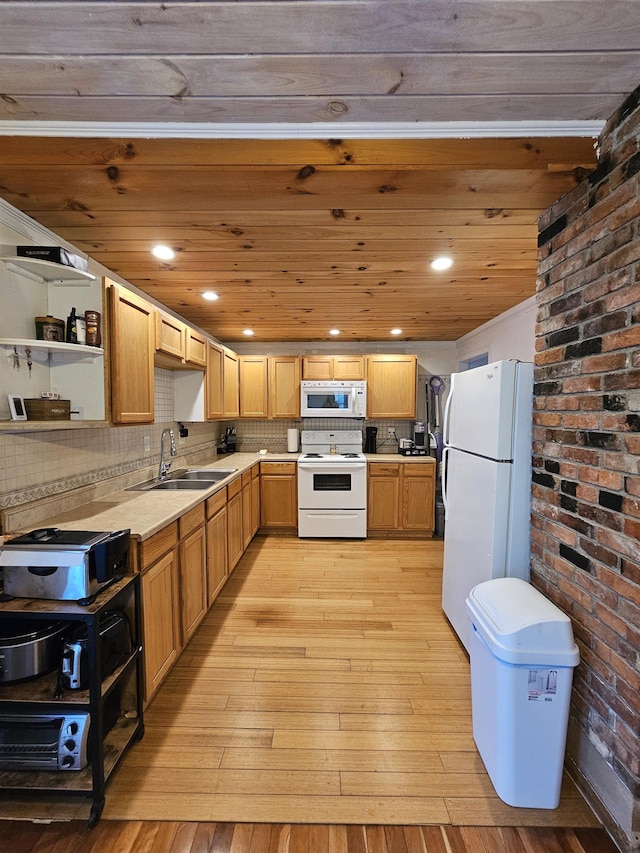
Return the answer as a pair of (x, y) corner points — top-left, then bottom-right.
(298, 463), (367, 473)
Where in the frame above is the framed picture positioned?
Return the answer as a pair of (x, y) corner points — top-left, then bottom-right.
(8, 394), (27, 420)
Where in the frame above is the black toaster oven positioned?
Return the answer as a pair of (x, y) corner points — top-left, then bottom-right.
(61, 610), (133, 691)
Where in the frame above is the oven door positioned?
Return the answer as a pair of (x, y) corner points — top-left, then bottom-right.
(298, 462), (367, 510)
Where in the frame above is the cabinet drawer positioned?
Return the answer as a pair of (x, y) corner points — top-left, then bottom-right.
(242, 470), (252, 488)
(368, 462), (401, 477)
(206, 487), (227, 519)
(140, 522), (179, 571)
(251, 462), (260, 479)
(403, 463), (435, 477)
(179, 502), (205, 538)
(261, 461), (297, 475)
(227, 476), (242, 498)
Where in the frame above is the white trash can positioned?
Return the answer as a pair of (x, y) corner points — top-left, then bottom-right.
(465, 577), (579, 809)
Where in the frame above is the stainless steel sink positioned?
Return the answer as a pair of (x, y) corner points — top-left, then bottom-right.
(126, 468), (237, 491)
(174, 469), (236, 481)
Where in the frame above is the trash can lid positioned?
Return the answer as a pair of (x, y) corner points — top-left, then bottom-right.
(465, 578), (579, 667)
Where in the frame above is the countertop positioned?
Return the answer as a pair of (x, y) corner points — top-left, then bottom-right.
(2, 451), (435, 545)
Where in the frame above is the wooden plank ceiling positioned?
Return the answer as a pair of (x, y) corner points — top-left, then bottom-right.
(0, 1), (637, 343)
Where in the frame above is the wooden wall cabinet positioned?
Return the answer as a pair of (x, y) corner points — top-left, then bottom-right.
(302, 355), (364, 380)
(269, 356), (300, 418)
(107, 280), (155, 424)
(205, 341), (224, 419)
(239, 355), (300, 419)
(185, 327), (207, 368)
(223, 347), (240, 419)
(206, 490), (228, 606)
(239, 355), (268, 417)
(155, 309), (185, 366)
(365, 354), (417, 419)
(367, 461), (435, 535)
(260, 461), (297, 529)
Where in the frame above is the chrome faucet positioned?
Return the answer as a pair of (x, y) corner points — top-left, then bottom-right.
(159, 428), (177, 479)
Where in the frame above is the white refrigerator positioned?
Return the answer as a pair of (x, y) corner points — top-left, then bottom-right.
(441, 359), (535, 652)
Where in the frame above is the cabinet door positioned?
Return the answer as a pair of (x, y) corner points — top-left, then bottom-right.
(206, 506), (228, 606)
(227, 488), (244, 570)
(108, 281), (155, 424)
(268, 356), (301, 418)
(155, 309), (185, 364)
(185, 328), (207, 368)
(333, 355), (365, 380)
(260, 469), (297, 528)
(251, 470), (261, 535)
(242, 475), (253, 549)
(302, 356), (333, 380)
(206, 341), (224, 419)
(223, 348), (240, 419)
(402, 466), (435, 531)
(141, 549), (180, 702)
(239, 356), (268, 417)
(366, 355), (417, 419)
(367, 463), (401, 529)
(179, 526), (207, 644)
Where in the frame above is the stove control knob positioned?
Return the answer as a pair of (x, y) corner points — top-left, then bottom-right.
(61, 755), (75, 768)
(65, 739), (76, 752)
(67, 722), (78, 736)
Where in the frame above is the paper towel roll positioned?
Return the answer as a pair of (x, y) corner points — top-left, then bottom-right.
(287, 428), (299, 453)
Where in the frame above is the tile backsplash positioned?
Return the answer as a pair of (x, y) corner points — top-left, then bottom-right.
(0, 366), (419, 526)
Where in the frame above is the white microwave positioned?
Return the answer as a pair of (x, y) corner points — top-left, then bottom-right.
(300, 380), (367, 418)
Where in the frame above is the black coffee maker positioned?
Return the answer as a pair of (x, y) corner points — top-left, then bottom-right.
(364, 426), (378, 454)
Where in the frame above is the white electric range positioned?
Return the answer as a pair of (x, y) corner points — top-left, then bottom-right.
(297, 430), (367, 538)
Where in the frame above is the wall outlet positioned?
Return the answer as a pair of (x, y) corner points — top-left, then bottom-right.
(178, 434), (185, 446)
(143, 435), (151, 453)
(387, 427), (396, 437)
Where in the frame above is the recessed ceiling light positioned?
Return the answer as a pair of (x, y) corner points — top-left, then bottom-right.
(431, 256), (453, 271)
(243, 329), (254, 336)
(390, 328), (403, 336)
(329, 329), (341, 336)
(151, 244), (175, 261)
(202, 291), (219, 301)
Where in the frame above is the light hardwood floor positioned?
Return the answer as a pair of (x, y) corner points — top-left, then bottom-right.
(0, 535), (610, 853)
(101, 535), (597, 828)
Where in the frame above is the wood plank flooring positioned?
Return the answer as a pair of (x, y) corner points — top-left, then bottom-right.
(103, 536), (597, 827)
(0, 819), (620, 853)
(0, 535), (615, 852)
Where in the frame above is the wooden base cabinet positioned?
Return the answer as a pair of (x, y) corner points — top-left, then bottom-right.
(227, 476), (244, 571)
(260, 461), (297, 529)
(368, 461), (435, 535)
(206, 493), (228, 606)
(139, 524), (181, 703)
(178, 504), (207, 644)
(141, 548), (180, 702)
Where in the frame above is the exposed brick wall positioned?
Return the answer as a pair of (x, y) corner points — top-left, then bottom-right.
(533, 85), (640, 842)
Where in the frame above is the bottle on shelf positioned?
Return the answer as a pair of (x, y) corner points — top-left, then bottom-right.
(66, 307), (78, 344)
(85, 310), (101, 347)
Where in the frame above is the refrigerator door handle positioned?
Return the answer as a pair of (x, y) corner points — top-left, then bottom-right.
(443, 381), (454, 446)
(441, 445), (450, 520)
